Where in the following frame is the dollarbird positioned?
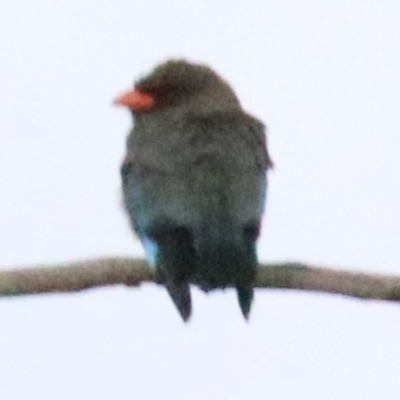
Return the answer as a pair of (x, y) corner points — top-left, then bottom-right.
(114, 60), (272, 322)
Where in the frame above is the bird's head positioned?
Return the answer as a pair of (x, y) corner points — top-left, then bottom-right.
(114, 59), (240, 115)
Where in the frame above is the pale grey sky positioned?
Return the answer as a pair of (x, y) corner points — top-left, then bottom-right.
(1, 1), (400, 399)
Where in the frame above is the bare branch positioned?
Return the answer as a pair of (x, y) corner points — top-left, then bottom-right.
(0, 257), (400, 302)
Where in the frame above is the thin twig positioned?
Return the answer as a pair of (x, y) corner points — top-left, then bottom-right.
(1, 257), (399, 302)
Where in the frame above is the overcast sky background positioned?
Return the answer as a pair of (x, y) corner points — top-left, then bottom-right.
(1, 1), (400, 399)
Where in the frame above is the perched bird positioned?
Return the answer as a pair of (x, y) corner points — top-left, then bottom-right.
(115, 60), (272, 321)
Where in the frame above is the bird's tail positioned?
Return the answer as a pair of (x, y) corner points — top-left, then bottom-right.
(152, 226), (195, 322)
(191, 162), (258, 319)
(195, 219), (257, 319)
(165, 281), (192, 322)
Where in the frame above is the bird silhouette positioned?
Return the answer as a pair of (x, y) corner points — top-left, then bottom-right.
(115, 60), (272, 321)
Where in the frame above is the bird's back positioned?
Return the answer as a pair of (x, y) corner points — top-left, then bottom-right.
(124, 110), (268, 232)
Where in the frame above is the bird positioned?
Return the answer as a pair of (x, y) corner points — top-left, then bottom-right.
(114, 59), (272, 322)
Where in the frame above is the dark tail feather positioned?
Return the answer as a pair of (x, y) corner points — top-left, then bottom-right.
(237, 286), (254, 320)
(195, 225), (257, 319)
(196, 240), (254, 287)
(149, 225), (195, 322)
(166, 281), (192, 322)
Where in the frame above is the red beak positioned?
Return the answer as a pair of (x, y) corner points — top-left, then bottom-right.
(114, 90), (155, 110)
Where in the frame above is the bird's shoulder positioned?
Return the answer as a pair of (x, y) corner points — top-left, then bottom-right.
(183, 110), (272, 170)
